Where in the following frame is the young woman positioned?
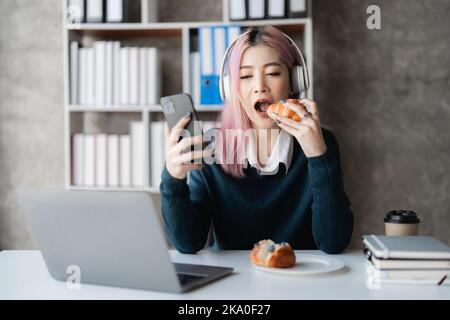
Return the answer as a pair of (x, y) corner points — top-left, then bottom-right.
(160, 26), (354, 254)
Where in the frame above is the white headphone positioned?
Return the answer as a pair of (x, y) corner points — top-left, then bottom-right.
(219, 28), (310, 102)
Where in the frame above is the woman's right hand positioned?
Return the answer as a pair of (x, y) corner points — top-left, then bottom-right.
(165, 113), (212, 180)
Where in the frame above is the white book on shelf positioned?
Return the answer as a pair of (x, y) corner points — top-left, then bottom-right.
(86, 47), (95, 105)
(108, 134), (120, 187)
(120, 47), (129, 105)
(147, 48), (160, 105)
(129, 47), (139, 105)
(105, 41), (114, 106)
(248, 0), (265, 19)
(291, 0), (306, 11)
(190, 51), (200, 105)
(113, 41), (121, 105)
(229, 0), (246, 20)
(289, 0), (307, 17)
(153, 48), (162, 104)
(150, 121), (166, 188)
(72, 133), (84, 186)
(201, 121), (210, 134)
(67, 0), (85, 23)
(227, 25), (242, 45)
(199, 28), (213, 77)
(95, 134), (108, 187)
(95, 41), (106, 106)
(86, 0), (103, 23)
(202, 121), (219, 156)
(70, 41), (79, 105)
(147, 0), (159, 23)
(106, 0), (123, 22)
(268, 0), (286, 18)
(214, 27), (227, 80)
(142, 0), (158, 23)
(119, 134), (131, 187)
(202, 121), (219, 134)
(156, 49), (161, 104)
(139, 47), (148, 105)
(130, 121), (145, 187)
(78, 48), (86, 105)
(83, 134), (96, 186)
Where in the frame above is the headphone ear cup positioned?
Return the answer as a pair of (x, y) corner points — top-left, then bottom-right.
(223, 75), (231, 101)
(291, 65), (304, 94)
(302, 65), (310, 91)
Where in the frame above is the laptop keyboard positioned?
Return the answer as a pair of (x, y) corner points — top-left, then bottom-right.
(177, 273), (208, 286)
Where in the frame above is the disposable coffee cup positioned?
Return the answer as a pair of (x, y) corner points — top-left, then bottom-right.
(384, 210), (420, 236)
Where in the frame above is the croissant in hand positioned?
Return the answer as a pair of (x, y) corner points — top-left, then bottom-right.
(267, 99), (303, 122)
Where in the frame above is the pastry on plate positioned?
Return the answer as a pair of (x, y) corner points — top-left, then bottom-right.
(250, 239), (296, 268)
(267, 99), (303, 122)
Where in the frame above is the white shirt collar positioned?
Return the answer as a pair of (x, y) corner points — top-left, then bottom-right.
(246, 129), (294, 175)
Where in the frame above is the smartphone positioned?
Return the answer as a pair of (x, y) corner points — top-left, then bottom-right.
(160, 93), (202, 138)
(160, 93), (214, 164)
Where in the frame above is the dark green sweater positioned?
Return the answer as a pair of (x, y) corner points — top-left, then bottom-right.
(160, 128), (354, 254)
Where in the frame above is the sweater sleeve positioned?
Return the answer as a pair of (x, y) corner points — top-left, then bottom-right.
(307, 129), (354, 254)
(159, 165), (212, 254)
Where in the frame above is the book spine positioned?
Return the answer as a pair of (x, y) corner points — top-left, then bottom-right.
(108, 134), (120, 187)
(130, 121), (145, 187)
(119, 134), (131, 187)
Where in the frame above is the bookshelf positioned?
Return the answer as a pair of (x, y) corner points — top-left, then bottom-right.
(63, 0), (314, 194)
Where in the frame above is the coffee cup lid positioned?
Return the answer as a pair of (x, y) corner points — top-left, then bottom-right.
(384, 210), (420, 224)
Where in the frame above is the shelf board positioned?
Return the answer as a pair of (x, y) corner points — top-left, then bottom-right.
(65, 18), (310, 33)
(68, 105), (224, 112)
(66, 23), (182, 36)
(194, 105), (224, 112)
(68, 186), (160, 193)
(68, 105), (146, 112)
(230, 18), (309, 28)
(67, 22), (184, 30)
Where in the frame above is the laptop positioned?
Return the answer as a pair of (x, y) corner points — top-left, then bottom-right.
(18, 188), (233, 293)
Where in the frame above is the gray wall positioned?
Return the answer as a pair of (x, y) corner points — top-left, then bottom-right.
(0, 0), (65, 249)
(0, 0), (448, 250)
(313, 0), (450, 248)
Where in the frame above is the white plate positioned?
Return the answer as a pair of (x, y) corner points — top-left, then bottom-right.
(252, 254), (345, 275)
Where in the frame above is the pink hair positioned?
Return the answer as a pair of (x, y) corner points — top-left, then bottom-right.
(218, 26), (301, 178)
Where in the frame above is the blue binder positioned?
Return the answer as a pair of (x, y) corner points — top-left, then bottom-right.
(200, 27), (225, 105)
(199, 26), (241, 105)
(199, 27), (216, 105)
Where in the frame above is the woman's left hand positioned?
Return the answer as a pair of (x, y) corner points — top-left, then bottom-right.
(269, 99), (327, 158)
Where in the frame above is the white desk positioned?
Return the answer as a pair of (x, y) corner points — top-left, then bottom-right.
(0, 250), (448, 300)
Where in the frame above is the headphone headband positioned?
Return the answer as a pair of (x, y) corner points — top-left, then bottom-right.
(219, 27), (310, 101)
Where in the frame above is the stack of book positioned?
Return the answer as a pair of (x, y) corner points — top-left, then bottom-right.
(67, 0), (157, 24)
(228, 0), (308, 21)
(190, 26), (241, 105)
(72, 120), (221, 189)
(363, 235), (450, 285)
(70, 41), (161, 107)
(72, 121), (146, 188)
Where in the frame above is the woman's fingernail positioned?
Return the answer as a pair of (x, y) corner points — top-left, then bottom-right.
(185, 112), (191, 118)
